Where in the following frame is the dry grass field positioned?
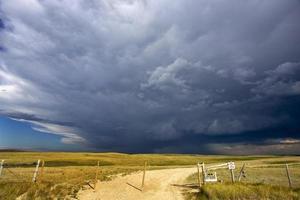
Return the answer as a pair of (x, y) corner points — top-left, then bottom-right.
(0, 152), (299, 200)
(184, 157), (300, 199)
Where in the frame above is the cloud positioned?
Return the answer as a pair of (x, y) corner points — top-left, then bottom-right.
(11, 118), (85, 144)
(0, 0), (300, 153)
(207, 119), (244, 134)
(217, 137), (300, 155)
(279, 139), (300, 145)
(266, 138), (300, 145)
(142, 58), (190, 91)
(208, 142), (300, 155)
(253, 62), (300, 95)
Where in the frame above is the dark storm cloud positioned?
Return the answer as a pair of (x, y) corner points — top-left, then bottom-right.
(0, 19), (4, 29)
(0, 0), (300, 154)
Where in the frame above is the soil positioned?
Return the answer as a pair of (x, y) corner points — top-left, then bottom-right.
(77, 167), (196, 200)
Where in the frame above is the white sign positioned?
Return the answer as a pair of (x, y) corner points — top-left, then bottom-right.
(228, 162), (235, 170)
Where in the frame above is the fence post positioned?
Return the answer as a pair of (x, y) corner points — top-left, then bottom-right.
(228, 162), (235, 183)
(0, 160), (4, 176)
(197, 163), (202, 188)
(285, 163), (292, 188)
(230, 169), (235, 183)
(94, 161), (100, 189)
(38, 160), (45, 183)
(141, 161), (147, 191)
(238, 163), (246, 182)
(32, 160), (40, 183)
(201, 162), (206, 185)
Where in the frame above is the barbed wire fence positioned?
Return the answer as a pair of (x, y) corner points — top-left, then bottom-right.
(0, 159), (101, 188)
(0, 158), (299, 197)
(0, 160), (38, 183)
(195, 161), (300, 189)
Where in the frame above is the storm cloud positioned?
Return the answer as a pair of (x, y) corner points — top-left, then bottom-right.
(0, 0), (300, 153)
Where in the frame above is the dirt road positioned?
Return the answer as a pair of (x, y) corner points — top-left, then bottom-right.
(77, 167), (196, 200)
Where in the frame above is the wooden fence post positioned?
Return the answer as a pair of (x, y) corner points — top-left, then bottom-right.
(141, 161), (147, 191)
(228, 162), (235, 183)
(38, 160), (45, 183)
(285, 163), (292, 188)
(230, 169), (235, 183)
(238, 163), (246, 182)
(94, 161), (100, 189)
(32, 160), (40, 183)
(0, 160), (4, 176)
(201, 162), (206, 185)
(197, 163), (202, 188)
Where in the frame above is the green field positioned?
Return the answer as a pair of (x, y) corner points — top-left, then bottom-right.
(0, 152), (299, 200)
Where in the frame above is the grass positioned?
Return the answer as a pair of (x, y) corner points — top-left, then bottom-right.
(184, 158), (300, 200)
(0, 152), (299, 199)
(0, 152), (277, 166)
(0, 165), (140, 200)
(184, 183), (300, 200)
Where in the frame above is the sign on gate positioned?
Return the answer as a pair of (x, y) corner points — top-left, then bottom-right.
(228, 162), (235, 170)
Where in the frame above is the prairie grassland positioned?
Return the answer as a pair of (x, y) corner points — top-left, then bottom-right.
(0, 152), (275, 166)
(0, 152), (299, 200)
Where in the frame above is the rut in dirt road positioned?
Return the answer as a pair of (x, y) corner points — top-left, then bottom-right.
(77, 167), (196, 200)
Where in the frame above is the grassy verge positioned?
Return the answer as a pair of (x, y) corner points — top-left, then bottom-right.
(184, 163), (300, 200)
(184, 183), (300, 200)
(0, 166), (139, 200)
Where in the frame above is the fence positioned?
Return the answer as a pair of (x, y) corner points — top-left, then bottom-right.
(0, 158), (299, 198)
(0, 159), (103, 189)
(195, 161), (300, 189)
(0, 160), (41, 183)
(0, 159), (148, 190)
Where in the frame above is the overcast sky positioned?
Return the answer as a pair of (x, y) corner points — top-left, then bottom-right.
(0, 0), (300, 154)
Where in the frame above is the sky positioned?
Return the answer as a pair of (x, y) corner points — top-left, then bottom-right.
(0, 0), (300, 154)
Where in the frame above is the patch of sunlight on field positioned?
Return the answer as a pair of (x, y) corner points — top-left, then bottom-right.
(0, 152), (277, 166)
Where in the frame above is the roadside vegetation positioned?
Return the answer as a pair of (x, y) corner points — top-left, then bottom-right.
(0, 165), (139, 200)
(184, 183), (300, 200)
(184, 159), (300, 200)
